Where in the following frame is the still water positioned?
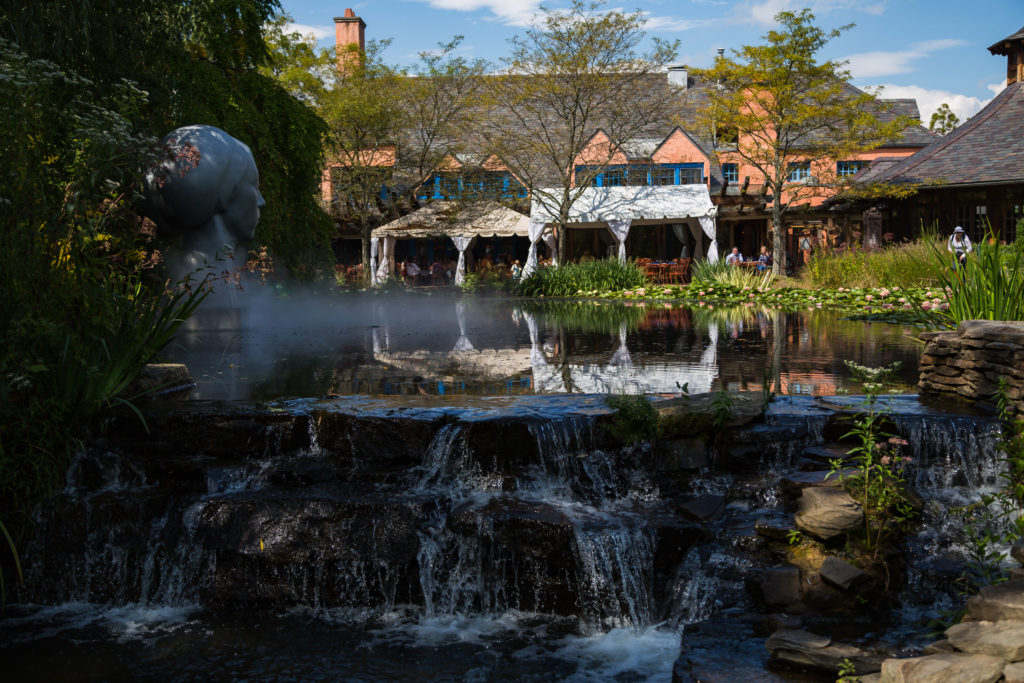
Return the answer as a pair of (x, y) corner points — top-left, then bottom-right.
(165, 293), (922, 400)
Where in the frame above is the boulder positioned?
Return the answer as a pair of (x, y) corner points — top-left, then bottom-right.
(794, 488), (863, 541)
(1005, 661), (1024, 683)
(754, 518), (792, 541)
(677, 494), (726, 522)
(778, 470), (853, 500)
(965, 580), (1024, 622)
(766, 629), (882, 674)
(755, 566), (802, 607)
(879, 653), (1004, 683)
(820, 556), (870, 591)
(1012, 537), (1024, 566)
(121, 362), (195, 398)
(945, 619), (1024, 661)
(922, 640), (955, 655)
(656, 437), (708, 471)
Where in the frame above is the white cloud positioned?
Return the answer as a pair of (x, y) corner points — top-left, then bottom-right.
(741, 0), (888, 26)
(284, 22), (334, 41)
(871, 83), (992, 124)
(408, 0), (541, 26)
(844, 39), (967, 79)
(643, 15), (712, 32)
(988, 80), (1008, 97)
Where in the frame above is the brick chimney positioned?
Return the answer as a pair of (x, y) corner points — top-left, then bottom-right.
(334, 8), (366, 73)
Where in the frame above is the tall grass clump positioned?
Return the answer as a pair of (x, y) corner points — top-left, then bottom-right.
(917, 228), (1024, 327)
(802, 236), (943, 289)
(517, 258), (648, 297)
(691, 259), (775, 290)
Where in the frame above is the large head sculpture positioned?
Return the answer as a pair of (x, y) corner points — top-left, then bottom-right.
(143, 125), (265, 272)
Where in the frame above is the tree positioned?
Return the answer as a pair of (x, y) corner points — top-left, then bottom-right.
(692, 9), (914, 274)
(929, 103), (960, 136)
(260, 13), (335, 107)
(484, 0), (679, 256)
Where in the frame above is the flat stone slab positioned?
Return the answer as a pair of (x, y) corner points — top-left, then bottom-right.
(946, 619), (1024, 661)
(879, 652), (1004, 683)
(779, 470), (856, 499)
(820, 556), (869, 591)
(1005, 661), (1024, 683)
(677, 494), (726, 522)
(966, 580), (1024, 622)
(656, 392), (765, 437)
(766, 629), (882, 674)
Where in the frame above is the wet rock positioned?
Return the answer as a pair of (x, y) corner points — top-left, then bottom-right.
(778, 470), (854, 500)
(922, 639), (955, 655)
(766, 629), (882, 674)
(677, 494), (725, 522)
(755, 518), (793, 541)
(655, 437), (708, 471)
(794, 488), (863, 541)
(1012, 537), (1024, 566)
(764, 613), (803, 632)
(753, 566), (801, 607)
(122, 363), (195, 398)
(965, 580), (1024, 622)
(656, 392), (765, 438)
(820, 557), (869, 591)
(879, 652), (1004, 682)
(802, 444), (850, 467)
(945, 619), (1024, 661)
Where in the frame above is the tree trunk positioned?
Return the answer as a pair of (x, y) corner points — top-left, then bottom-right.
(771, 198), (786, 276)
(361, 222), (372, 286)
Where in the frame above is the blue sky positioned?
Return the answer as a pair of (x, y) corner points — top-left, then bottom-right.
(278, 0), (1021, 123)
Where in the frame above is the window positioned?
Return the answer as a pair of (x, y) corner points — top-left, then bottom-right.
(651, 167), (676, 186)
(837, 160), (866, 177)
(787, 162), (810, 182)
(722, 163), (738, 183)
(679, 167), (703, 184)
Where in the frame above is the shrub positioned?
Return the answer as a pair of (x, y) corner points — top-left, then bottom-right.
(691, 259), (775, 291)
(605, 394), (661, 444)
(802, 237), (942, 289)
(517, 258), (648, 297)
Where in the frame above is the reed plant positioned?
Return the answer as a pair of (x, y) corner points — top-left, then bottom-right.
(517, 258), (648, 297)
(914, 228), (1024, 327)
(802, 237), (943, 289)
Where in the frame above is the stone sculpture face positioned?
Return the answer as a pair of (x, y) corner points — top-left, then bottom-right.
(143, 125), (265, 271)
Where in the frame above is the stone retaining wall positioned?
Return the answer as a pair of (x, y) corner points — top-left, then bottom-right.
(918, 320), (1024, 408)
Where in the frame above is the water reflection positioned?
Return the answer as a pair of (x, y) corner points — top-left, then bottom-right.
(166, 294), (921, 400)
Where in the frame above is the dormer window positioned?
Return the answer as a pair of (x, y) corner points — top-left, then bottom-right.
(579, 163), (704, 187)
(837, 160), (866, 177)
(787, 162), (811, 182)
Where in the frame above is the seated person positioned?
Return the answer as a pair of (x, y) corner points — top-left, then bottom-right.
(579, 250), (595, 263)
(725, 246), (744, 265)
(510, 259), (522, 279)
(404, 258), (421, 284)
(756, 245), (772, 271)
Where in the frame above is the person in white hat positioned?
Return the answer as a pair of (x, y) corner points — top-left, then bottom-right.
(947, 226), (972, 271)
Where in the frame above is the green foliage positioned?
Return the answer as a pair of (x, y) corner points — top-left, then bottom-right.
(516, 300), (647, 333)
(828, 362), (918, 562)
(928, 103), (960, 136)
(711, 387), (735, 428)
(836, 658), (861, 683)
(517, 258), (648, 297)
(692, 9), (915, 274)
(787, 529), (802, 545)
(0, 39), (208, 556)
(605, 394), (661, 444)
(2, 1), (335, 277)
(691, 259), (776, 291)
(802, 238), (942, 290)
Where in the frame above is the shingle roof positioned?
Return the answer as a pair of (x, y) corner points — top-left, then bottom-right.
(989, 26), (1024, 55)
(866, 82), (1024, 187)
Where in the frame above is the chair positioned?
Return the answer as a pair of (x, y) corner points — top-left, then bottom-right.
(430, 262), (445, 286)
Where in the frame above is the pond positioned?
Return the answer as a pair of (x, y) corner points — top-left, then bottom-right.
(165, 293), (922, 400)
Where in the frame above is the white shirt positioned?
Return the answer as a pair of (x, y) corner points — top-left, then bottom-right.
(405, 262), (421, 276)
(947, 234), (972, 255)
(725, 251), (743, 264)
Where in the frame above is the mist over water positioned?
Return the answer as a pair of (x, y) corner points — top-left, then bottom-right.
(165, 285), (923, 401)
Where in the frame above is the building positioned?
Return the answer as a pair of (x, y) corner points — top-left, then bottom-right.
(857, 26), (1024, 244)
(322, 9), (934, 270)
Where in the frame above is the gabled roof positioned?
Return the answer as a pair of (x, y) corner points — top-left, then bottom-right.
(866, 82), (1024, 187)
(989, 26), (1024, 55)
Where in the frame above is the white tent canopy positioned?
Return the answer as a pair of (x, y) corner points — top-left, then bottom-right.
(371, 200), (530, 240)
(529, 185), (719, 262)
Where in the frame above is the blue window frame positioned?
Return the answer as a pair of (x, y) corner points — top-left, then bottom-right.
(837, 160), (866, 177)
(578, 163), (704, 187)
(787, 162), (811, 182)
(722, 163), (738, 183)
(417, 171), (527, 200)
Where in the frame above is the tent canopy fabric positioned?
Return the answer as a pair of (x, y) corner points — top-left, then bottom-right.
(371, 200), (530, 239)
(529, 184), (717, 226)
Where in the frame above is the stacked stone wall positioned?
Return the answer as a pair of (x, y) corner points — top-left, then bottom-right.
(918, 320), (1024, 408)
